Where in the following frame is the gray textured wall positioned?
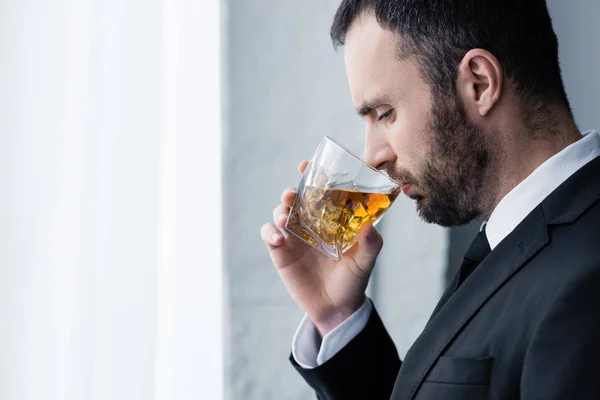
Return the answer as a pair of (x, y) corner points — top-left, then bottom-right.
(224, 2), (361, 399)
(547, 0), (600, 131)
(223, 1), (600, 399)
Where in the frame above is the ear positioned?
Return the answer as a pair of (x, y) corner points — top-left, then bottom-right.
(456, 49), (503, 117)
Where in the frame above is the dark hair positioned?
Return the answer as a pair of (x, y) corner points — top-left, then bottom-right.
(331, 0), (570, 110)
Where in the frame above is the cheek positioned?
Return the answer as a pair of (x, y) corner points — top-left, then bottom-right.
(389, 107), (432, 170)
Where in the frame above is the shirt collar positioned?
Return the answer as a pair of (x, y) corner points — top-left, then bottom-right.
(485, 130), (600, 250)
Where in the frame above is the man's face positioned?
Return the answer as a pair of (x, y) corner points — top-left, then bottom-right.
(344, 13), (489, 226)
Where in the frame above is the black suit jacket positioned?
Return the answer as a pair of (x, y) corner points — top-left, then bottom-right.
(291, 155), (600, 399)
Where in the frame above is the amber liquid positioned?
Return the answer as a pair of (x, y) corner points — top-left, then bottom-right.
(289, 186), (400, 252)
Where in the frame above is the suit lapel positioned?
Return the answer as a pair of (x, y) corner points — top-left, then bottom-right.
(425, 268), (459, 326)
(390, 205), (550, 400)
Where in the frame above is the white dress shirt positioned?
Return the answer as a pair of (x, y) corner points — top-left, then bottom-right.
(292, 130), (600, 369)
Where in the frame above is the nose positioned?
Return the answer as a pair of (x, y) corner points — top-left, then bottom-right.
(363, 121), (396, 171)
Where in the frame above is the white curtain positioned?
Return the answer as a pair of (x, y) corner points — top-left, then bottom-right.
(0, 0), (223, 399)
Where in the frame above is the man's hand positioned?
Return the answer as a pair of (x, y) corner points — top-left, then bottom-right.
(260, 161), (384, 336)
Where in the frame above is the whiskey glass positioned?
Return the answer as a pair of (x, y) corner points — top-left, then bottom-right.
(285, 136), (400, 261)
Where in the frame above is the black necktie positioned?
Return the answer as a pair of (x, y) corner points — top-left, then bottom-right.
(456, 229), (491, 289)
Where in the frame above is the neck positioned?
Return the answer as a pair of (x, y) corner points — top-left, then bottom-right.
(481, 115), (581, 220)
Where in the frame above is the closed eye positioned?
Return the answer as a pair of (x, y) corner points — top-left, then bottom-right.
(377, 109), (393, 122)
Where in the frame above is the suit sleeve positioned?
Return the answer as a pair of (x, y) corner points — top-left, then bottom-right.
(290, 306), (401, 400)
(521, 267), (600, 399)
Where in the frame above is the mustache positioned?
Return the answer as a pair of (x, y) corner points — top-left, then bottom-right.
(386, 165), (419, 186)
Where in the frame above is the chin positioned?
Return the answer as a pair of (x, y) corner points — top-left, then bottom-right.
(415, 197), (430, 218)
(413, 194), (426, 206)
(410, 193), (423, 201)
(416, 198), (450, 226)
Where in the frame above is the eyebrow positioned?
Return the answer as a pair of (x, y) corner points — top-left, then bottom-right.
(356, 96), (388, 117)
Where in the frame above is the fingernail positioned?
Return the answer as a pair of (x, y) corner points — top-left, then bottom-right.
(282, 189), (296, 199)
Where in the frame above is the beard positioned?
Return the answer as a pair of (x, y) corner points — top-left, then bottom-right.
(391, 93), (491, 227)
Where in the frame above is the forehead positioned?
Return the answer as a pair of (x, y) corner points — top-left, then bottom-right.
(344, 13), (399, 66)
(344, 13), (422, 108)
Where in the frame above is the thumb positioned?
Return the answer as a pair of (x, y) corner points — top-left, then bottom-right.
(350, 223), (383, 273)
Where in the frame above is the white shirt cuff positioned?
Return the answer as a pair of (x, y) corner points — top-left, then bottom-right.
(291, 298), (373, 369)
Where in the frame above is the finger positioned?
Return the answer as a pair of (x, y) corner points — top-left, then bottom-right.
(261, 223), (284, 247)
(273, 204), (291, 228)
(281, 187), (297, 207)
(298, 161), (309, 174)
(349, 223), (383, 273)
